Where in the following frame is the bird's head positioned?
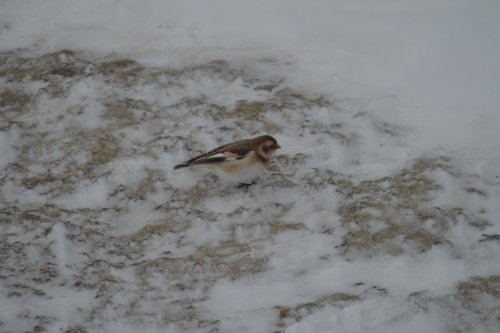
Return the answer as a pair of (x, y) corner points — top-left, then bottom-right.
(253, 135), (281, 161)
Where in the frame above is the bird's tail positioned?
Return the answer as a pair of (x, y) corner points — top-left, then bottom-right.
(173, 163), (190, 170)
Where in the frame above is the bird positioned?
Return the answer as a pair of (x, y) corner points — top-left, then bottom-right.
(173, 135), (281, 186)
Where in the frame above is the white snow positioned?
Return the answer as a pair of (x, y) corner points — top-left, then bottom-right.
(55, 179), (110, 209)
(0, 127), (20, 169)
(1, 0), (500, 332)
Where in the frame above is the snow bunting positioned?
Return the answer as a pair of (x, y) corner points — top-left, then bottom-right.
(173, 135), (281, 185)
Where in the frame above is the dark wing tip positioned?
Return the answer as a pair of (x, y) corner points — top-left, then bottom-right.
(174, 155), (228, 170)
(173, 163), (189, 170)
(199, 156), (227, 164)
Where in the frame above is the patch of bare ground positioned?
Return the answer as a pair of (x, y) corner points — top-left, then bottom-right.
(333, 157), (490, 257)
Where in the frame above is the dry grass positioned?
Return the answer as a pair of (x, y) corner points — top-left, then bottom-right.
(1, 50), (496, 332)
(333, 157), (488, 257)
(274, 292), (361, 331)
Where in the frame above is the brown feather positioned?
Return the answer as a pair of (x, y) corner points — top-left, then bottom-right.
(185, 139), (252, 164)
(174, 135), (279, 169)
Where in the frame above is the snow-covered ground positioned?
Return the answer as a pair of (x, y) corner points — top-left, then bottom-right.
(1, 1), (499, 332)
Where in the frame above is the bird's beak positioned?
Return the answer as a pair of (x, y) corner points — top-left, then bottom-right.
(275, 144), (281, 150)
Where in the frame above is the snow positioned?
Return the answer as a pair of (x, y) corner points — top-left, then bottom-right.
(0, 127), (19, 169)
(1, 0), (500, 332)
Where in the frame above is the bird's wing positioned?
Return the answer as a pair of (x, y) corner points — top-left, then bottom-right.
(186, 139), (252, 165)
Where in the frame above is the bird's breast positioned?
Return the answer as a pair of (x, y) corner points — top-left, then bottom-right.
(214, 152), (265, 182)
